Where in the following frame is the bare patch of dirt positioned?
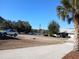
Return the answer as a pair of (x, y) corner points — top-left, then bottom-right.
(62, 51), (79, 59)
(0, 35), (67, 50)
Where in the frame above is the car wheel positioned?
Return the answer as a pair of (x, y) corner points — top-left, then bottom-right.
(0, 33), (2, 37)
(3, 33), (7, 36)
(14, 34), (17, 37)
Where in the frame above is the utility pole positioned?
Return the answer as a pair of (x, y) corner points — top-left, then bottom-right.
(39, 24), (41, 35)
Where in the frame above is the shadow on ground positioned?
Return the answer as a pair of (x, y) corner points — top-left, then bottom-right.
(0, 36), (20, 40)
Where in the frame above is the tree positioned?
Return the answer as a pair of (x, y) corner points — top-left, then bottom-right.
(57, 0), (79, 51)
(0, 16), (13, 29)
(0, 16), (32, 33)
(3, 20), (14, 29)
(48, 20), (60, 36)
(15, 20), (32, 33)
(0, 16), (6, 26)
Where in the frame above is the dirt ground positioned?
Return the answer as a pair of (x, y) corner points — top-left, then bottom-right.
(62, 51), (79, 59)
(0, 35), (68, 50)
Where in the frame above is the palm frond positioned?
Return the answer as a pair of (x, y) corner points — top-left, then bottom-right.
(67, 16), (73, 24)
(57, 6), (67, 21)
(56, 0), (76, 24)
(61, 0), (72, 10)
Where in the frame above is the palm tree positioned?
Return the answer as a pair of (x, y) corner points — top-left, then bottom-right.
(57, 0), (79, 51)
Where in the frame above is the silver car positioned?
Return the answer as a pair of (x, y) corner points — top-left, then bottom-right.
(0, 29), (18, 37)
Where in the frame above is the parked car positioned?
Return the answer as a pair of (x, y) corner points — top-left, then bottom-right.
(56, 32), (70, 38)
(28, 32), (33, 35)
(0, 29), (18, 37)
(44, 33), (48, 36)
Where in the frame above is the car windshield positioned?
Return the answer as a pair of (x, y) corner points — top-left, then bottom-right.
(10, 30), (15, 32)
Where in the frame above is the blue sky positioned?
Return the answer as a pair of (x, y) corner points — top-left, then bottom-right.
(0, 0), (73, 29)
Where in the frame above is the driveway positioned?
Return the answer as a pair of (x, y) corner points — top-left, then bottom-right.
(0, 42), (73, 59)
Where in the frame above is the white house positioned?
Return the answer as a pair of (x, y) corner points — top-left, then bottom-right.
(60, 28), (75, 41)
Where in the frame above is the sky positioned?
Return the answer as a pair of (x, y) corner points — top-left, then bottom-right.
(0, 0), (74, 29)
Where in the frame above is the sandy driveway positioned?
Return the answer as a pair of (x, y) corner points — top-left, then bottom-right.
(0, 43), (73, 59)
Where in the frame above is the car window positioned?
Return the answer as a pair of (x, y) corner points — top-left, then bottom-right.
(6, 29), (15, 32)
(10, 30), (15, 32)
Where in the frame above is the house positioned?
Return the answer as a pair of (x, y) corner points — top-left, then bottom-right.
(60, 28), (74, 38)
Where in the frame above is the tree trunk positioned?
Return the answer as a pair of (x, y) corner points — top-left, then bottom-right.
(73, 15), (79, 51)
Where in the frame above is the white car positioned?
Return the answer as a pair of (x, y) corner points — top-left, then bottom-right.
(0, 29), (18, 37)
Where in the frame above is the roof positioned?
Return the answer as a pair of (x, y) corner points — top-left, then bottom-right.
(60, 28), (74, 33)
